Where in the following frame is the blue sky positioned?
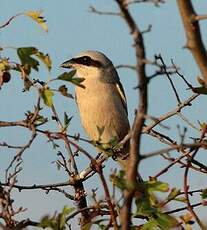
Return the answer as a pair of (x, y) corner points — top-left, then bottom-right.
(1, 1), (207, 229)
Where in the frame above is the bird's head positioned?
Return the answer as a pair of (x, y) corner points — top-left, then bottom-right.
(61, 50), (114, 79)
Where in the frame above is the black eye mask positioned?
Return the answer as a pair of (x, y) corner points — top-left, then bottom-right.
(71, 56), (103, 68)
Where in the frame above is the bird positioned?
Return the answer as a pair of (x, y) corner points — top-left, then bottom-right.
(61, 50), (131, 169)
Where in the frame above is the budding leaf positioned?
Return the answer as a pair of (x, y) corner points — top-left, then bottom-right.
(167, 187), (180, 200)
(25, 10), (48, 32)
(64, 112), (73, 129)
(41, 89), (54, 107)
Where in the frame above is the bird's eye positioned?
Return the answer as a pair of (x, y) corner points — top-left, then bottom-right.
(82, 56), (92, 66)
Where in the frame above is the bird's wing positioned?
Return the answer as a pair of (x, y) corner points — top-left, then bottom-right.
(107, 67), (128, 115)
(115, 81), (128, 115)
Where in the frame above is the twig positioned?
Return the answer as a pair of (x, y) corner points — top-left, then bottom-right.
(171, 60), (194, 89)
(143, 93), (199, 133)
(5, 131), (37, 181)
(154, 149), (193, 178)
(93, 162), (118, 229)
(115, 64), (136, 70)
(66, 206), (110, 223)
(89, 6), (121, 16)
(126, 0), (165, 6)
(194, 14), (207, 21)
(0, 142), (22, 149)
(177, 112), (200, 131)
(164, 202), (202, 215)
(156, 54), (181, 104)
(183, 125), (207, 229)
(0, 13), (23, 29)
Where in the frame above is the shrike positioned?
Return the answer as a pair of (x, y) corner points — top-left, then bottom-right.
(61, 50), (130, 169)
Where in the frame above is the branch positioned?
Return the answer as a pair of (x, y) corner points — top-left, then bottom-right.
(177, 0), (207, 86)
(114, 1), (148, 229)
(0, 120), (28, 128)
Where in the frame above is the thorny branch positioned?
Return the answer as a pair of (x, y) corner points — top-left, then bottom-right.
(114, 1), (148, 229)
(177, 0), (207, 86)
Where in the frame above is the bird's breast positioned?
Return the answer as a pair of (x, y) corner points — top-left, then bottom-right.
(75, 79), (129, 143)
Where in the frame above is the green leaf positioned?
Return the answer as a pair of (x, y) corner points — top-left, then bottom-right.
(174, 196), (187, 203)
(110, 170), (126, 190)
(146, 180), (169, 193)
(62, 205), (75, 216)
(193, 87), (207, 95)
(41, 88), (54, 107)
(35, 51), (52, 71)
(39, 215), (57, 229)
(156, 213), (178, 229)
(59, 206), (75, 229)
(108, 136), (119, 148)
(17, 47), (39, 72)
(82, 222), (93, 230)
(141, 219), (160, 230)
(58, 85), (74, 98)
(57, 70), (85, 88)
(17, 47), (52, 73)
(25, 10), (48, 32)
(201, 188), (207, 199)
(141, 213), (178, 230)
(58, 70), (77, 80)
(96, 126), (105, 137)
(38, 206), (75, 230)
(135, 197), (157, 217)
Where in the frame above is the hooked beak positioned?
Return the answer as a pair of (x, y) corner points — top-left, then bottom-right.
(60, 58), (76, 69)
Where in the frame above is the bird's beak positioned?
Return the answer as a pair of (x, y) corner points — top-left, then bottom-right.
(60, 59), (76, 69)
